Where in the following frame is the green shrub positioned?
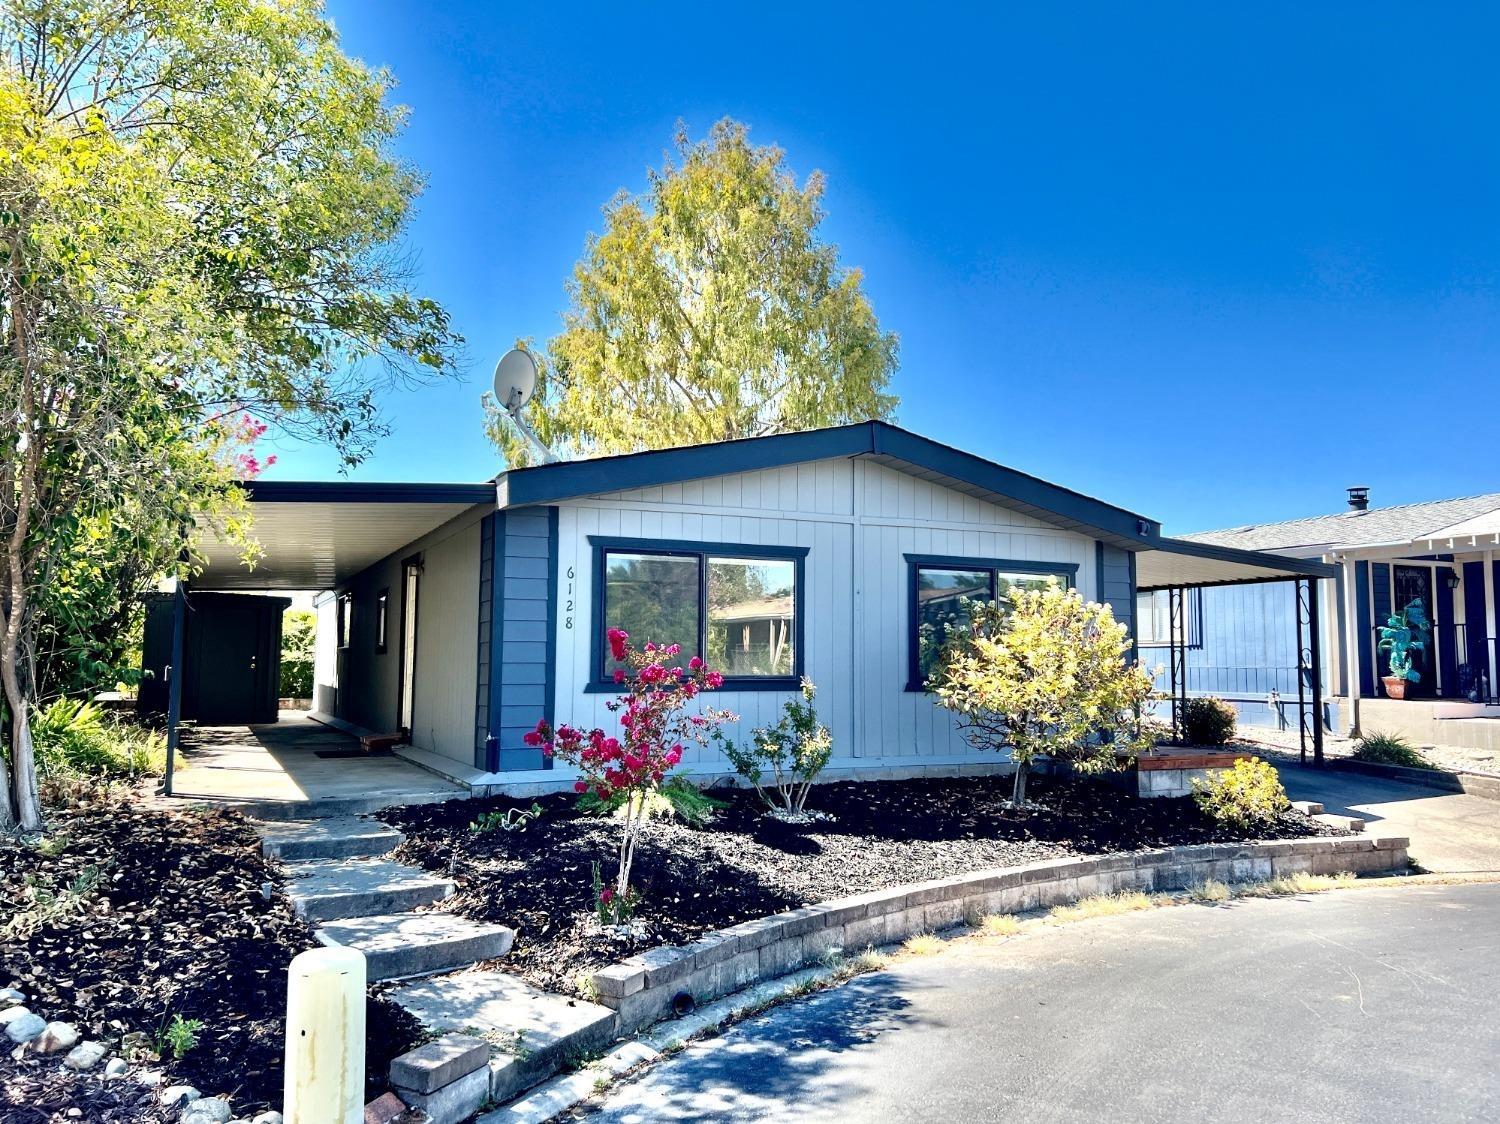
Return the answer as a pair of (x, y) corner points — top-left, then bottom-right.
(716, 678), (833, 815)
(32, 698), (170, 778)
(1352, 731), (1430, 769)
(1183, 696), (1237, 746)
(1192, 757), (1289, 830)
(280, 608), (316, 698)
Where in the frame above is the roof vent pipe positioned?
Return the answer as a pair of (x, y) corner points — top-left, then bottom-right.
(1347, 486), (1370, 511)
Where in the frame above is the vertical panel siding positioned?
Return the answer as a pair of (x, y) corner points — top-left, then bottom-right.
(409, 521), (481, 764)
(492, 507), (557, 771)
(546, 457), (1100, 773)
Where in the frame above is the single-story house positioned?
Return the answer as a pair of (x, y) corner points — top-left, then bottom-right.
(166, 422), (1332, 791)
(1169, 486), (1500, 750)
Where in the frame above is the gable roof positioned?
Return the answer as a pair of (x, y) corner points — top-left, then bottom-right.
(494, 421), (1161, 549)
(1182, 492), (1500, 554)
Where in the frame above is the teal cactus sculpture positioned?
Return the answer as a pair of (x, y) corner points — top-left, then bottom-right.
(1377, 598), (1430, 686)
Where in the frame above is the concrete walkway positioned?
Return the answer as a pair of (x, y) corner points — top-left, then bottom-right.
(1274, 761), (1500, 874)
(169, 712), (464, 815)
(584, 883), (1500, 1123)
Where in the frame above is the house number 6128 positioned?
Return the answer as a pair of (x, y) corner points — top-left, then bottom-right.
(564, 566), (575, 629)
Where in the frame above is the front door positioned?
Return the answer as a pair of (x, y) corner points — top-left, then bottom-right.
(194, 600), (263, 723)
(1391, 565), (1435, 697)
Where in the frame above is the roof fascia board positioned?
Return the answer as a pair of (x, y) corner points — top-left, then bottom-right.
(497, 420), (1158, 546)
(1147, 535), (1336, 579)
(243, 481), (498, 505)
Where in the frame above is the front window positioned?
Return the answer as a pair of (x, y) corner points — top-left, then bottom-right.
(907, 555), (1077, 688)
(337, 593), (352, 650)
(594, 539), (805, 686)
(1136, 588), (1201, 647)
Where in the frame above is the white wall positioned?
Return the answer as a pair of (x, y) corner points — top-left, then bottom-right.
(551, 456), (1098, 772)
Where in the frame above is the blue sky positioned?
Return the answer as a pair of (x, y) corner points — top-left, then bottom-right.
(280, 1), (1500, 534)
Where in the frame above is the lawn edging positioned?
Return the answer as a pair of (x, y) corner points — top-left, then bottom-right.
(1328, 757), (1500, 802)
(589, 834), (1408, 1033)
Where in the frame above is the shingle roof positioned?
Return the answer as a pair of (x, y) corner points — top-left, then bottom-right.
(1181, 492), (1500, 553)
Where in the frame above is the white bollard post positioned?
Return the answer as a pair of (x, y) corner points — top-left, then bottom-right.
(284, 946), (366, 1124)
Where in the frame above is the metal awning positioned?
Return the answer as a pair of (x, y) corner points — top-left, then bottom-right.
(193, 481), (495, 590)
(1136, 536), (1335, 591)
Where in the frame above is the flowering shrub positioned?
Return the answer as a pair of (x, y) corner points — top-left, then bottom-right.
(717, 677), (832, 815)
(1192, 757), (1289, 829)
(527, 628), (732, 923)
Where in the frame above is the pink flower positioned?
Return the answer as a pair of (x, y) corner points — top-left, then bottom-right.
(523, 730), (542, 747)
(613, 668), (626, 684)
(665, 747), (682, 766)
(705, 671), (724, 689)
(607, 628), (629, 663)
(599, 888), (615, 904)
(688, 656), (703, 670)
(573, 780), (588, 793)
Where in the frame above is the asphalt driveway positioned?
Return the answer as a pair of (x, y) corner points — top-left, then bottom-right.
(583, 883), (1500, 1123)
(1275, 762), (1500, 874)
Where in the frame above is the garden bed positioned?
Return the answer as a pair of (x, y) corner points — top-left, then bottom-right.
(0, 790), (422, 1116)
(381, 773), (1339, 996)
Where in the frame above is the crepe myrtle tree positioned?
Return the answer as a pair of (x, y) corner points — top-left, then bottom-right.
(931, 585), (1156, 806)
(527, 629), (733, 923)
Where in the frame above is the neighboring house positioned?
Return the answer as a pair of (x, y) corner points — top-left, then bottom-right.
(1173, 487), (1500, 749)
(178, 422), (1327, 790)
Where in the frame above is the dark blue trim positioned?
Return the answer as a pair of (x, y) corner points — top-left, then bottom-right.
(903, 553), (1079, 691)
(485, 513), (506, 769)
(543, 507), (559, 769)
(499, 421), (1160, 547)
(1126, 549), (1138, 663)
(1094, 541), (1105, 602)
(243, 480), (495, 504)
(587, 535), (808, 691)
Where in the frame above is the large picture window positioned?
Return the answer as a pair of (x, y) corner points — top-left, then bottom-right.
(906, 554), (1078, 689)
(591, 538), (806, 690)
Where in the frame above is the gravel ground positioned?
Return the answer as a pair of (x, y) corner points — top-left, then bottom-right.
(382, 773), (1335, 996)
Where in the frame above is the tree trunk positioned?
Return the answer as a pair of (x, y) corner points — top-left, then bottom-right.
(1011, 758), (1029, 805)
(0, 705), (16, 831)
(8, 699), (39, 831)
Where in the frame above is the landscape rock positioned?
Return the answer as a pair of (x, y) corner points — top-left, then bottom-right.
(35, 1020), (80, 1053)
(135, 1068), (165, 1087)
(4, 1010), (46, 1043)
(160, 1083), (201, 1107)
(0, 1004), (35, 1028)
(64, 1039), (108, 1070)
(0, 987), (23, 1005)
(251, 1113), (284, 1124)
(104, 1056), (129, 1078)
(182, 1096), (234, 1123)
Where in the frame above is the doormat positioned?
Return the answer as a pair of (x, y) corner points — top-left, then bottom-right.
(314, 748), (395, 759)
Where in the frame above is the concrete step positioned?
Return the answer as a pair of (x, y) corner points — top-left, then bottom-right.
(257, 817), (403, 862)
(387, 970), (618, 1105)
(1315, 812), (1365, 833)
(284, 857), (455, 923)
(316, 912), (515, 982)
(234, 790), (466, 822)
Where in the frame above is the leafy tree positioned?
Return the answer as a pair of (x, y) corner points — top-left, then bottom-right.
(280, 608), (317, 699)
(0, 0), (460, 831)
(486, 119), (898, 464)
(931, 586), (1157, 805)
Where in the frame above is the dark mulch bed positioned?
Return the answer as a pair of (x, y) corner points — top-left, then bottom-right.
(0, 791), (423, 1117)
(382, 773), (1337, 996)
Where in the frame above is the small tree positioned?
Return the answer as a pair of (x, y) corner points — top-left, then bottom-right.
(717, 678), (832, 816)
(527, 630), (732, 921)
(931, 586), (1155, 805)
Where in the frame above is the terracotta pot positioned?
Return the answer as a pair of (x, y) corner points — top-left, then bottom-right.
(1382, 675), (1407, 700)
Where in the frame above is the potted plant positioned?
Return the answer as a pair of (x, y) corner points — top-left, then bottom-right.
(1377, 599), (1430, 700)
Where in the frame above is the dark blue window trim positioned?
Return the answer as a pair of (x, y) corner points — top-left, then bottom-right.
(903, 553), (1079, 692)
(586, 536), (808, 693)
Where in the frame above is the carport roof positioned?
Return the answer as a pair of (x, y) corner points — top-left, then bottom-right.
(194, 481), (495, 591)
(1136, 536), (1335, 591)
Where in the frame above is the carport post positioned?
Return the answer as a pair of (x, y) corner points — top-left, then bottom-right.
(1309, 578), (1325, 766)
(161, 580), (186, 797)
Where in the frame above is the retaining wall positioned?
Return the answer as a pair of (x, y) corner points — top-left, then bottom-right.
(588, 834), (1409, 1033)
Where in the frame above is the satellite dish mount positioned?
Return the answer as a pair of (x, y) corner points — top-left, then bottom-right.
(493, 349), (560, 465)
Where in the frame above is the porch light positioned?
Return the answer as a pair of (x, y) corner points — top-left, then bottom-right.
(1445, 571), (1461, 591)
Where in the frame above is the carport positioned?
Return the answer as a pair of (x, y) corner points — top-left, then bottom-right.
(154, 480), (496, 801)
(1135, 536), (1337, 764)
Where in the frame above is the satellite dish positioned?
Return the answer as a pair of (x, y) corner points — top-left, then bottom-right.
(494, 348), (538, 413)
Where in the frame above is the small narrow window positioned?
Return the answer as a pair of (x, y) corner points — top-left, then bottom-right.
(1136, 588), (1201, 647)
(337, 593), (353, 650)
(375, 589), (389, 653)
